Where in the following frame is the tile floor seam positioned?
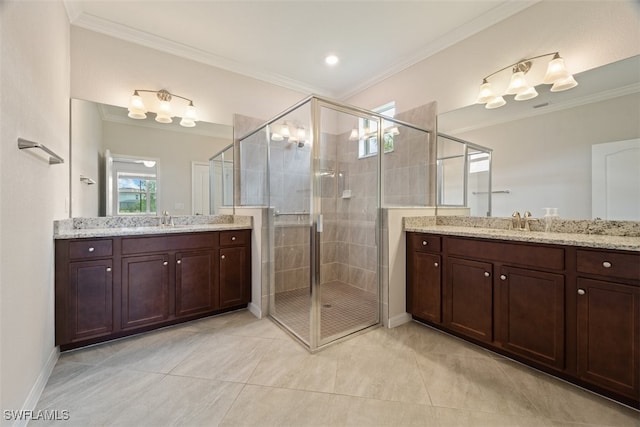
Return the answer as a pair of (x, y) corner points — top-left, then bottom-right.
(411, 347), (435, 407)
(216, 382), (250, 427)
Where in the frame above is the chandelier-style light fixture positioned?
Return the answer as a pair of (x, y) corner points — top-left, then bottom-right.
(127, 89), (198, 127)
(475, 52), (578, 109)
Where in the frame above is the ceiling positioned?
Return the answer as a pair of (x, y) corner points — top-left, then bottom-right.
(63, 0), (538, 98)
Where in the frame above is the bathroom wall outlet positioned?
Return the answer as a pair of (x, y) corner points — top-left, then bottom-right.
(174, 202), (184, 210)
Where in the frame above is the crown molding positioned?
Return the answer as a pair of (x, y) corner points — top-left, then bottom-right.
(68, 11), (330, 97)
(66, 1), (538, 100)
(339, 0), (541, 100)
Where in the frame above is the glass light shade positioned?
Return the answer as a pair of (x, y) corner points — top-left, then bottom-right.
(514, 86), (539, 101)
(142, 160), (156, 168)
(297, 128), (306, 140)
(129, 93), (146, 111)
(179, 104), (197, 127)
(505, 71), (529, 95)
(280, 125), (290, 139)
(349, 128), (359, 141)
(388, 126), (400, 136)
(475, 81), (494, 104)
(179, 117), (195, 127)
(183, 104), (197, 121)
(155, 100), (173, 123)
(271, 132), (283, 141)
(485, 96), (506, 109)
(128, 92), (147, 119)
(543, 56), (570, 84)
(550, 75), (578, 92)
(128, 110), (147, 120)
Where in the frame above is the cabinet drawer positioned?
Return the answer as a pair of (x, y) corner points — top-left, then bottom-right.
(408, 233), (441, 253)
(69, 239), (113, 259)
(220, 230), (249, 246)
(446, 237), (564, 270)
(577, 249), (640, 282)
(122, 233), (218, 254)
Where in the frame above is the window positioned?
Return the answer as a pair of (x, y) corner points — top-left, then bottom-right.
(358, 102), (396, 158)
(469, 152), (490, 174)
(117, 172), (157, 215)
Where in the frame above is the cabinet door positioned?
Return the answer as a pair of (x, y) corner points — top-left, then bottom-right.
(445, 257), (493, 342)
(175, 250), (216, 317)
(121, 254), (170, 329)
(219, 246), (248, 308)
(577, 278), (640, 400)
(68, 259), (113, 341)
(498, 266), (565, 369)
(408, 251), (441, 323)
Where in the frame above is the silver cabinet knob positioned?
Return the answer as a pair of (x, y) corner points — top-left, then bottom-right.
(422, 241), (428, 246)
(484, 272), (490, 277)
(177, 260), (181, 265)
(163, 261), (168, 266)
(231, 236), (236, 241)
(500, 274), (507, 280)
(434, 262), (439, 267)
(106, 267), (111, 272)
(88, 247), (95, 252)
(577, 289), (586, 295)
(221, 255), (225, 260)
(602, 261), (612, 268)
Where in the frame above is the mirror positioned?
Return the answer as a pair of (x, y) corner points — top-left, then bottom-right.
(209, 144), (234, 214)
(438, 55), (640, 220)
(70, 99), (233, 217)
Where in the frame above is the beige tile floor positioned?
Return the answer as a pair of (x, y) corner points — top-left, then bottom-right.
(33, 310), (639, 426)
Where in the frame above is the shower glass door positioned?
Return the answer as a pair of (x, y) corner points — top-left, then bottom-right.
(313, 101), (380, 348)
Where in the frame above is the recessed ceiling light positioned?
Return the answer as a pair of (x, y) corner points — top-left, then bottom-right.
(325, 54), (339, 66)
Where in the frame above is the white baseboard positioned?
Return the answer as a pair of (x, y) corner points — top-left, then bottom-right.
(247, 302), (262, 319)
(387, 312), (412, 328)
(13, 346), (59, 427)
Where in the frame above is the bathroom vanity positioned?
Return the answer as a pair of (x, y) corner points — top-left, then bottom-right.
(406, 218), (640, 408)
(54, 216), (251, 350)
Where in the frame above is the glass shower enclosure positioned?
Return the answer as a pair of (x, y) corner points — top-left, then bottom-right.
(238, 96), (432, 351)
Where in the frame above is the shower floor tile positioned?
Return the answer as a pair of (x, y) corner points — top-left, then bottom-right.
(272, 281), (378, 345)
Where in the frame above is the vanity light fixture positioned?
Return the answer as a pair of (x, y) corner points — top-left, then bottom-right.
(475, 52), (578, 109)
(270, 122), (307, 147)
(127, 89), (198, 127)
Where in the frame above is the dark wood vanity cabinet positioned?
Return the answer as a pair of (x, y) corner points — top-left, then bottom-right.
(218, 230), (251, 309)
(497, 265), (565, 369)
(445, 257), (494, 343)
(175, 249), (217, 317)
(56, 229), (251, 350)
(575, 249), (640, 402)
(406, 231), (640, 408)
(121, 253), (171, 329)
(406, 233), (442, 323)
(55, 238), (115, 344)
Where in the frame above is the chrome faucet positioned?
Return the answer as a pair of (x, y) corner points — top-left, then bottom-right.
(160, 210), (170, 226)
(522, 211), (532, 231)
(511, 211), (521, 230)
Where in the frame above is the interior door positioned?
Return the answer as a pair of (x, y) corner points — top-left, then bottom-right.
(592, 139), (640, 220)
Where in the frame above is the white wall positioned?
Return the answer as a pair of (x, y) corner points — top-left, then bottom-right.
(347, 1), (640, 115)
(0, 1), (69, 423)
(70, 27), (307, 127)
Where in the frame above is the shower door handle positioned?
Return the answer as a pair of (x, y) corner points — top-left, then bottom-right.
(317, 214), (323, 233)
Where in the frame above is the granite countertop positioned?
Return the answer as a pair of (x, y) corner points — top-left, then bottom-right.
(404, 216), (640, 252)
(54, 215), (252, 239)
